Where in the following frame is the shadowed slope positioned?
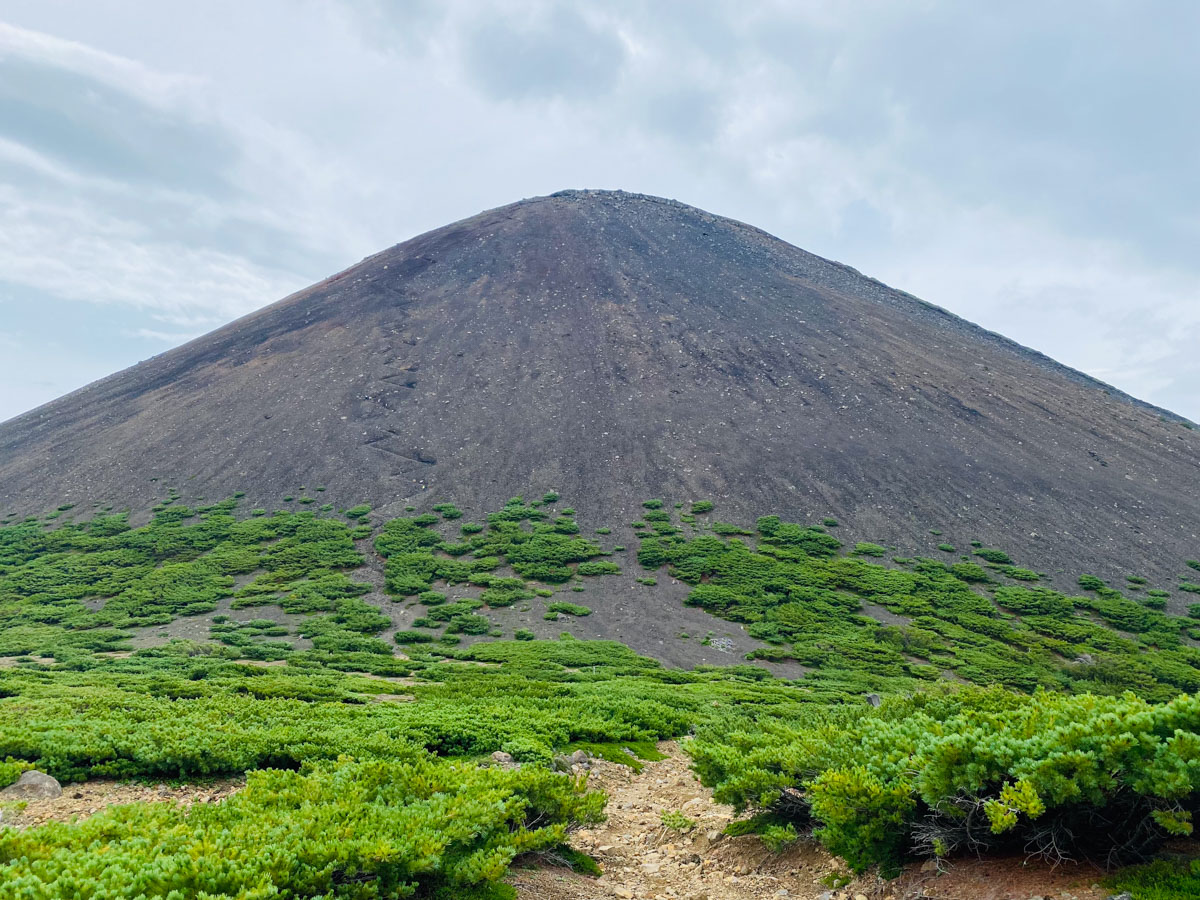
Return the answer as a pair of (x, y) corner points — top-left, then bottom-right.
(2, 189), (1198, 593)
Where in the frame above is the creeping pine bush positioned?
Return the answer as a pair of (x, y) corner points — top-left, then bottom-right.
(0, 756), (604, 899)
(1106, 859), (1200, 900)
(688, 688), (1200, 874)
(632, 505), (1200, 699)
(546, 602), (590, 617)
(375, 497), (614, 598)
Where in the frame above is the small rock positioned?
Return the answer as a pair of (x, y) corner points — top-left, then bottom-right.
(490, 751), (514, 765)
(865, 693), (882, 707)
(855, 894), (869, 900)
(612, 887), (634, 899)
(1, 770), (62, 799)
(1105, 894), (1133, 900)
(919, 859), (938, 873)
(551, 754), (573, 772)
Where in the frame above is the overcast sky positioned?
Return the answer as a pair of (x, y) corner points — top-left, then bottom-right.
(1, 1), (1197, 423)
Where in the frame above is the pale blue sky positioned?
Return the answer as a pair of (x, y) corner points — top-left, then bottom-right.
(0, 1), (1197, 422)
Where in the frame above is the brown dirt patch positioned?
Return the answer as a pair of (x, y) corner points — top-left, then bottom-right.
(0, 779), (243, 829)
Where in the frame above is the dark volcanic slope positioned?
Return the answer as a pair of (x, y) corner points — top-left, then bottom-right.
(2, 190), (1199, 592)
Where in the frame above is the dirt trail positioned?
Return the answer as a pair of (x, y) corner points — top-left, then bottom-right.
(510, 742), (1112, 900)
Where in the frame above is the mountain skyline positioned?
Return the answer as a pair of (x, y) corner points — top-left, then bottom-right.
(4, 190), (1198, 601)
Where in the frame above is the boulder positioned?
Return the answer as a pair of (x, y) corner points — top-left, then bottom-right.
(1, 770), (62, 799)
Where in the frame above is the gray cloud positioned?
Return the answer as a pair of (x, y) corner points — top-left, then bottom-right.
(0, 56), (236, 192)
(461, 5), (626, 101)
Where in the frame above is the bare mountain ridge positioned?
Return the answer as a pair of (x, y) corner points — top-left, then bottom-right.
(2, 189), (1198, 598)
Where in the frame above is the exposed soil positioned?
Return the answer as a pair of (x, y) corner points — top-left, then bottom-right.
(510, 742), (1113, 900)
(1, 189), (1197, 617)
(0, 779), (242, 829)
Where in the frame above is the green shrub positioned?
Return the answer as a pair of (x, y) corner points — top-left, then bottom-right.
(974, 548), (1012, 564)
(853, 543), (886, 558)
(692, 501), (714, 514)
(661, 810), (696, 831)
(577, 561), (620, 576)
(546, 602), (590, 617)
(711, 522), (752, 536)
(1105, 859), (1200, 900)
(690, 688), (1200, 874)
(514, 629), (536, 641)
(937, 544), (956, 553)
(0, 757), (603, 898)
(394, 630), (434, 644)
(447, 614), (491, 635)
(0, 757), (32, 789)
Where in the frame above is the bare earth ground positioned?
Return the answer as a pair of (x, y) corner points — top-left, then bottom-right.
(509, 742), (1112, 900)
(0, 779), (242, 828)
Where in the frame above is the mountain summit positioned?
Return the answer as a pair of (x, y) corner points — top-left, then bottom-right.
(2, 189), (1197, 587)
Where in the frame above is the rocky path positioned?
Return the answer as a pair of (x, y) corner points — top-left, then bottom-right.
(509, 742), (1113, 900)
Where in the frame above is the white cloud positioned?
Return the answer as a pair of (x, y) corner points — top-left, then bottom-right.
(0, 184), (304, 324)
(0, 19), (201, 108)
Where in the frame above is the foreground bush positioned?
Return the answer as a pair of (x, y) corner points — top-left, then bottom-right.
(689, 687), (1200, 873)
(0, 755), (603, 899)
(1105, 859), (1200, 900)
